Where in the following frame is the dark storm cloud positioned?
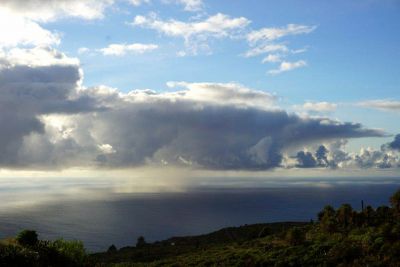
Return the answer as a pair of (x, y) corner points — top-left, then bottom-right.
(86, 94), (384, 170)
(295, 151), (317, 168)
(293, 136), (400, 170)
(0, 48), (102, 167)
(389, 134), (400, 151)
(0, 47), (388, 170)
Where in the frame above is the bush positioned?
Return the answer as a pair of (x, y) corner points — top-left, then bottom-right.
(286, 228), (305, 245)
(51, 239), (87, 265)
(108, 244), (117, 253)
(0, 244), (38, 267)
(16, 230), (38, 247)
(136, 236), (146, 248)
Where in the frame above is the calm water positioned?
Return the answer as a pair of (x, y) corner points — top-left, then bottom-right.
(0, 176), (399, 251)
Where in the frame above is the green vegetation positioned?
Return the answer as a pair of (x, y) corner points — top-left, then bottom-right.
(92, 188), (400, 267)
(2, 188), (400, 266)
(0, 231), (88, 267)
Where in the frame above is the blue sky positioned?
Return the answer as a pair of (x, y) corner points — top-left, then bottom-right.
(53, 0), (399, 134)
(0, 0), (399, 174)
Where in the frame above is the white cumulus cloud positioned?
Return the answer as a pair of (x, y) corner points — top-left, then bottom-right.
(268, 60), (307, 75)
(99, 43), (159, 56)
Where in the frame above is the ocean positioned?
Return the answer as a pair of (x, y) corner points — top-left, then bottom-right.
(0, 176), (399, 251)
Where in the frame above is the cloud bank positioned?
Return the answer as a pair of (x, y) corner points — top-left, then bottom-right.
(0, 47), (388, 171)
(293, 138), (400, 170)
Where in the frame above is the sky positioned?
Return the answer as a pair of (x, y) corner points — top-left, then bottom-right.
(0, 0), (399, 177)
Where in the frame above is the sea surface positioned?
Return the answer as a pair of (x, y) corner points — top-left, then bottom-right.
(0, 176), (399, 251)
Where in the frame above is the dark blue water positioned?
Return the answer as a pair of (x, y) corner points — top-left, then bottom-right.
(0, 178), (399, 251)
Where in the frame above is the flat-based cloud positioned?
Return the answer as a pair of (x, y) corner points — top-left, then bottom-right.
(0, 47), (387, 170)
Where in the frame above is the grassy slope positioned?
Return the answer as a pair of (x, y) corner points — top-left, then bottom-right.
(91, 222), (308, 266)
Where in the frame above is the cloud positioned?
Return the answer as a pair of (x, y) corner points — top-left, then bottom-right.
(0, 9), (60, 48)
(0, 0), (116, 49)
(262, 54), (282, 63)
(0, 47), (102, 167)
(388, 134), (400, 151)
(73, 92), (382, 170)
(296, 151), (317, 168)
(1, 46), (79, 66)
(244, 44), (288, 58)
(162, 0), (204, 11)
(247, 24), (317, 45)
(132, 13), (250, 55)
(292, 136), (400, 170)
(129, 0), (151, 6)
(0, 0), (114, 22)
(295, 102), (338, 113)
(0, 47), (387, 170)
(358, 99), (400, 112)
(244, 24), (316, 74)
(99, 43), (159, 56)
(78, 47), (90, 54)
(165, 81), (276, 110)
(268, 60), (307, 75)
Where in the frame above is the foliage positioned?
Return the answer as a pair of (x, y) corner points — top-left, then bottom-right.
(92, 188), (400, 267)
(3, 188), (400, 266)
(0, 234), (88, 266)
(285, 227), (305, 245)
(108, 245), (118, 253)
(50, 239), (87, 265)
(136, 236), (146, 248)
(16, 230), (38, 247)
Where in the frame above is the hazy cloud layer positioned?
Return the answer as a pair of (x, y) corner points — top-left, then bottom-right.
(245, 24), (316, 75)
(162, 0), (204, 11)
(132, 13), (250, 55)
(358, 99), (400, 112)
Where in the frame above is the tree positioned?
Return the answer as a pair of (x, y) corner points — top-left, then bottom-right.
(286, 227), (305, 245)
(390, 189), (400, 215)
(318, 205), (335, 221)
(319, 205), (337, 233)
(337, 204), (353, 228)
(364, 205), (375, 225)
(16, 230), (38, 247)
(107, 244), (117, 253)
(136, 236), (146, 248)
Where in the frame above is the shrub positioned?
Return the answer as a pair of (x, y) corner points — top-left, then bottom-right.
(108, 244), (117, 253)
(0, 244), (38, 266)
(136, 236), (146, 248)
(286, 228), (305, 245)
(51, 239), (87, 265)
(16, 230), (38, 247)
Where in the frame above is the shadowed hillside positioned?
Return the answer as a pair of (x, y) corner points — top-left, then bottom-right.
(2, 188), (400, 266)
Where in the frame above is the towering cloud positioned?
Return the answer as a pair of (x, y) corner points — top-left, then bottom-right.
(389, 134), (400, 151)
(0, 45), (390, 171)
(293, 135), (400, 170)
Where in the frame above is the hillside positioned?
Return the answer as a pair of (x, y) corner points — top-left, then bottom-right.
(1, 188), (400, 266)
